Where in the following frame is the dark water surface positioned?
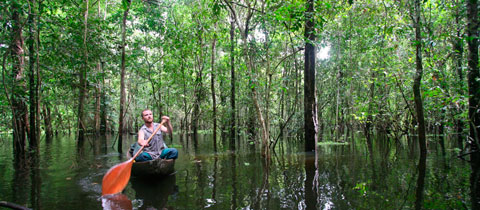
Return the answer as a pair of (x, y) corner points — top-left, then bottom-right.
(0, 134), (471, 209)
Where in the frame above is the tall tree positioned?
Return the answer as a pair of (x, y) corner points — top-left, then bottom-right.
(225, 0), (270, 156)
(467, 0), (480, 151)
(94, 63), (101, 135)
(192, 11), (206, 142)
(118, 0), (132, 152)
(229, 13), (236, 150)
(28, 0), (38, 149)
(411, 0), (427, 209)
(466, 0), (480, 209)
(77, 0), (89, 142)
(211, 21), (218, 152)
(10, 1), (28, 159)
(452, 0), (464, 144)
(304, 0), (316, 152)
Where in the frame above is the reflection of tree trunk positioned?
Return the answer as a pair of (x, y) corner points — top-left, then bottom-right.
(29, 151), (41, 209)
(304, 154), (317, 209)
(12, 159), (28, 207)
(255, 159), (270, 209)
(212, 156), (218, 202)
(194, 159), (206, 207)
(366, 135), (377, 190)
(471, 162), (480, 210)
(230, 153), (237, 209)
(415, 151), (427, 210)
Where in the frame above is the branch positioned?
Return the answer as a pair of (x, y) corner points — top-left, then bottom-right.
(225, 0), (265, 15)
(0, 201), (31, 210)
(393, 73), (415, 119)
(272, 47), (303, 73)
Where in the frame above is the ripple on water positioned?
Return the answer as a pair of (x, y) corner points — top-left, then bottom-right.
(78, 172), (104, 195)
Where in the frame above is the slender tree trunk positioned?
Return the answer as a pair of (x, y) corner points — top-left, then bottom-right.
(211, 22), (217, 152)
(467, 0), (480, 149)
(28, 0), (38, 150)
(42, 103), (53, 141)
(412, 1), (427, 209)
(11, 2), (28, 159)
(466, 0), (480, 209)
(181, 60), (187, 135)
(304, 0), (316, 152)
(77, 0), (89, 143)
(100, 62), (107, 135)
(94, 63), (101, 135)
(453, 3), (464, 146)
(118, 0), (131, 152)
(229, 16), (236, 150)
(35, 0), (42, 142)
(192, 23), (205, 142)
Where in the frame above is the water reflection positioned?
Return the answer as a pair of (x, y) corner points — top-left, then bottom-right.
(0, 134), (475, 209)
(102, 194), (132, 210)
(130, 175), (178, 209)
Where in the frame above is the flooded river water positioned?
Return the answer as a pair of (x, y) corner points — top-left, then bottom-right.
(0, 134), (472, 209)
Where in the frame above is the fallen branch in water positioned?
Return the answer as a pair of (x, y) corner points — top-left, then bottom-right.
(0, 201), (32, 210)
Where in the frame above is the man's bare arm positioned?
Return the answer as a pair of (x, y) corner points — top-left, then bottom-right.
(160, 116), (173, 134)
(137, 130), (148, 146)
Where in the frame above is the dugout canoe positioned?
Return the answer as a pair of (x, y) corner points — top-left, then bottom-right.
(126, 152), (175, 177)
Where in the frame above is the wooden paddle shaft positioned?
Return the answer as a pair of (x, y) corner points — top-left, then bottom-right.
(131, 121), (165, 160)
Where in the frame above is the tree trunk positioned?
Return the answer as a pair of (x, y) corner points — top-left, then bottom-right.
(412, 1), (427, 209)
(192, 22), (205, 142)
(453, 4), (464, 147)
(100, 62), (107, 135)
(229, 16), (236, 150)
(11, 2), (28, 159)
(94, 63), (101, 135)
(42, 103), (53, 141)
(466, 0), (480, 208)
(28, 0), (38, 150)
(467, 0), (480, 150)
(35, 0), (42, 142)
(211, 22), (217, 152)
(77, 0), (89, 143)
(304, 0), (316, 152)
(118, 0), (131, 152)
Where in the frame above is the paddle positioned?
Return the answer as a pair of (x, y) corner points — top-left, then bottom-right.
(102, 121), (164, 195)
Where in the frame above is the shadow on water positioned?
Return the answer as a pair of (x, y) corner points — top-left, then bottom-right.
(130, 174), (178, 209)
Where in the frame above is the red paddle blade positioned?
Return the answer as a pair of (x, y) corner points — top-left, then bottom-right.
(102, 159), (133, 195)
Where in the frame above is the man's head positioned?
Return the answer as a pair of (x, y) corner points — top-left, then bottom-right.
(141, 109), (153, 123)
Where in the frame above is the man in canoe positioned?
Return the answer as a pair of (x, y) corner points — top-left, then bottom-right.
(133, 109), (178, 162)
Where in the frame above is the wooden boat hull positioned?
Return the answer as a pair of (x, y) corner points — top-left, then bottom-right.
(127, 153), (175, 177)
